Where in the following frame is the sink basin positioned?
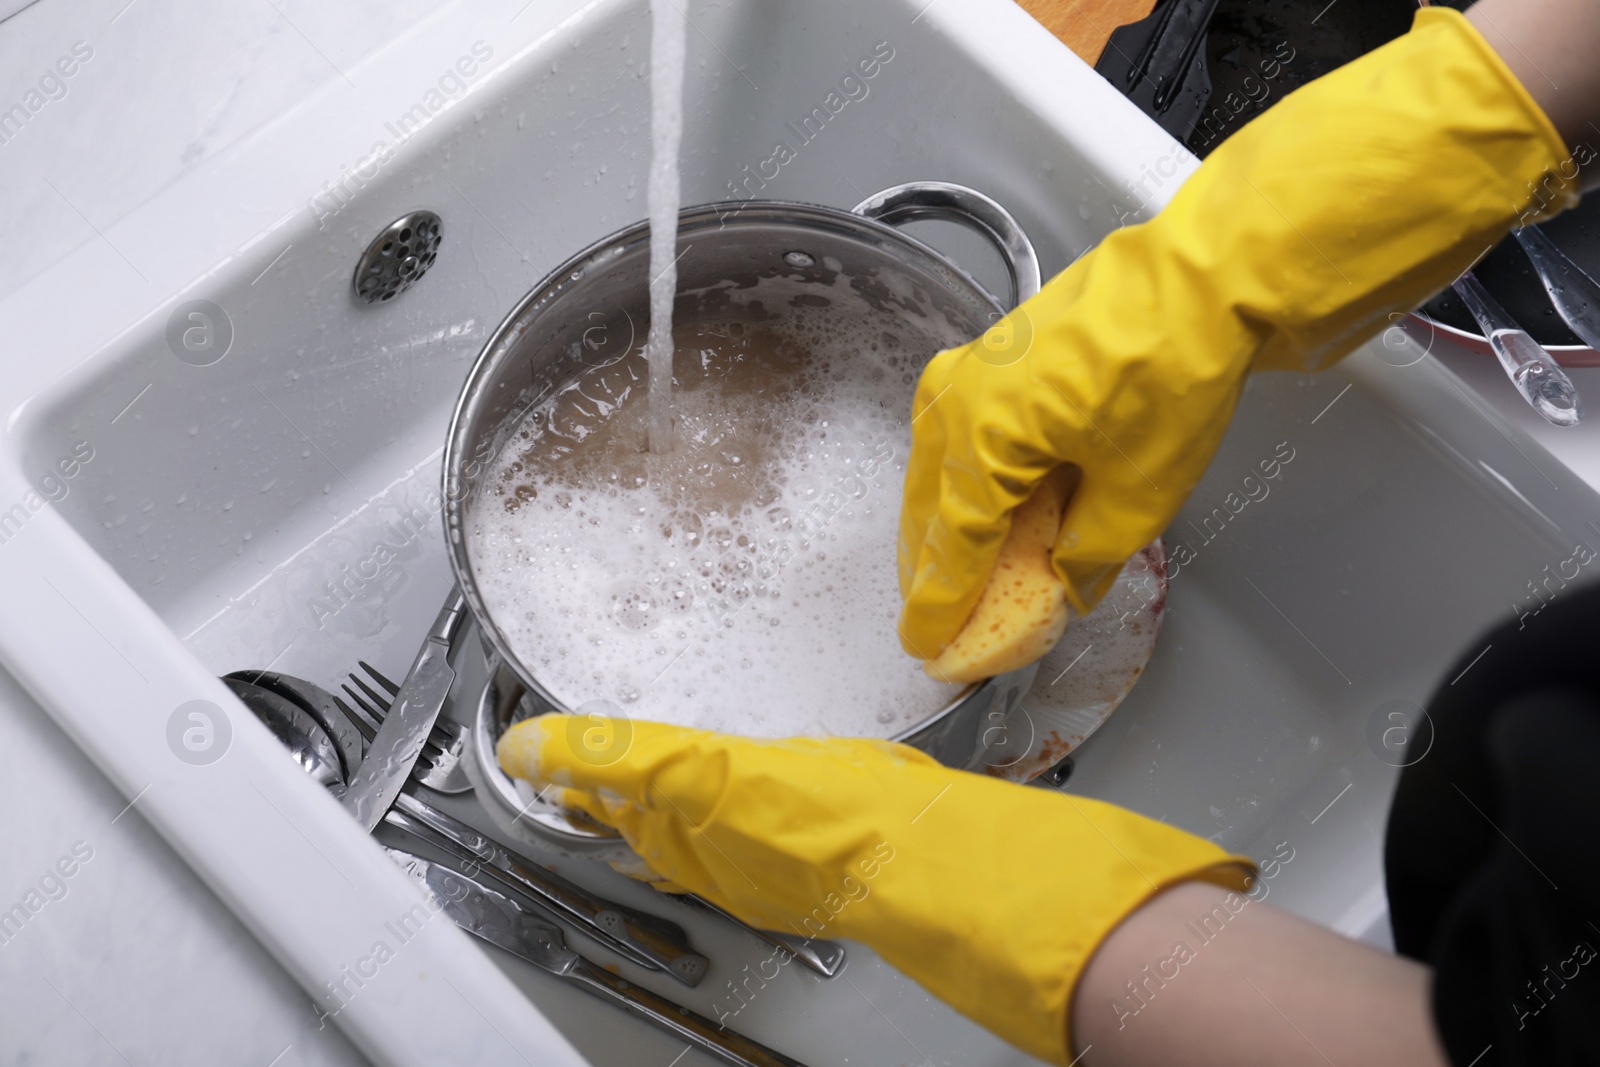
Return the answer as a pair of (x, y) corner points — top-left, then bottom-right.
(2, 0), (1596, 1063)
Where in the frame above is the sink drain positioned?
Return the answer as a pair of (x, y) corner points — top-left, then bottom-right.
(353, 210), (442, 304)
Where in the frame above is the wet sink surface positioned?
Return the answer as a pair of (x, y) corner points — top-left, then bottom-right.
(4, 0), (1598, 1063)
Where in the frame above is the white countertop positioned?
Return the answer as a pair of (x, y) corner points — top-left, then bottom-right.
(2, 1), (1596, 1064)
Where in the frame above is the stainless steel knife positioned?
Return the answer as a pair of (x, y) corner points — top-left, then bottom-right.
(386, 847), (810, 1067)
(341, 590), (467, 830)
(385, 794), (709, 985)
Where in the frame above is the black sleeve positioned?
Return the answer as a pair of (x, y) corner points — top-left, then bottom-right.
(1385, 581), (1600, 1067)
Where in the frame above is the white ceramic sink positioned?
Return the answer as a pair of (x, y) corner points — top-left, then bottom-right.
(2, 0), (1596, 1064)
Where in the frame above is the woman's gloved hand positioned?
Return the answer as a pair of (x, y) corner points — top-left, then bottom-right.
(498, 716), (1252, 1065)
(898, 7), (1574, 659)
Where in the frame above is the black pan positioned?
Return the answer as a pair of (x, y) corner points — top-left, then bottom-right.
(1419, 195), (1600, 349)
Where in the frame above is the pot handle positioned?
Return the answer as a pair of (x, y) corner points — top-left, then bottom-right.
(852, 181), (1042, 310)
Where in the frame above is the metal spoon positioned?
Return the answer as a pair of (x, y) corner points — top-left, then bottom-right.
(225, 670), (365, 784)
(222, 677), (346, 790)
(1451, 270), (1583, 426)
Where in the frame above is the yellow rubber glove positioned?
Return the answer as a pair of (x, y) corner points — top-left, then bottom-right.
(498, 717), (1252, 1065)
(898, 7), (1575, 659)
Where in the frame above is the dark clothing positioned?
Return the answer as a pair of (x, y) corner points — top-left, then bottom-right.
(1386, 582), (1600, 1066)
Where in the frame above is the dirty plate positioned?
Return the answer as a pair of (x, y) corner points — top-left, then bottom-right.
(977, 542), (1167, 781)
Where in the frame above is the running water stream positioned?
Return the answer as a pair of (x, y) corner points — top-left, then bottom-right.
(646, 0), (688, 453)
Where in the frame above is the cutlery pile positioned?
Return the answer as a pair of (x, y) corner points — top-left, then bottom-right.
(225, 588), (829, 1066)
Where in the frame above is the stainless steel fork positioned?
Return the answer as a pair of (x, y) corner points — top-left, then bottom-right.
(334, 660), (473, 794)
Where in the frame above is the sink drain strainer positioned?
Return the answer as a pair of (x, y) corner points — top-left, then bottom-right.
(353, 210), (442, 304)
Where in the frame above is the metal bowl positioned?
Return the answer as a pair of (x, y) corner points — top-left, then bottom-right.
(443, 182), (1044, 843)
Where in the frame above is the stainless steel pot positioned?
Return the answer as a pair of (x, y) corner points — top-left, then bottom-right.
(443, 181), (1044, 842)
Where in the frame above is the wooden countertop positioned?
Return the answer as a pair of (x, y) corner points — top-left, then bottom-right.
(1015, 0), (1157, 64)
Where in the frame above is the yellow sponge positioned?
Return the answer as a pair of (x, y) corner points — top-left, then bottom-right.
(923, 469), (1074, 684)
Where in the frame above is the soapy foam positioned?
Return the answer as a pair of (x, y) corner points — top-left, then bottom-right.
(468, 309), (963, 737)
